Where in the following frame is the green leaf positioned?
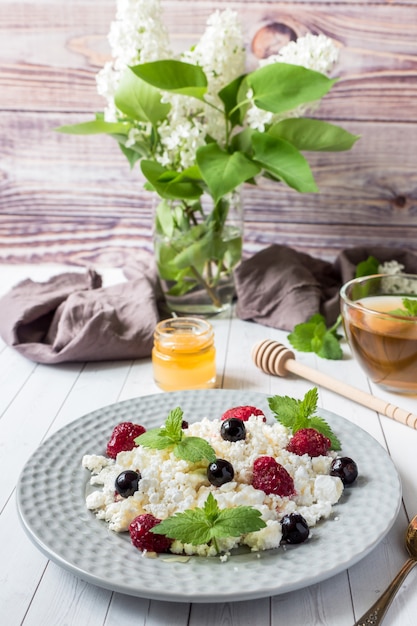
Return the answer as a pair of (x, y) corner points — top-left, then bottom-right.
(288, 313), (343, 360)
(55, 120), (130, 135)
(247, 63), (337, 115)
(135, 428), (175, 450)
(251, 132), (318, 193)
(196, 144), (260, 203)
(172, 232), (214, 270)
(218, 74), (246, 126)
(134, 407), (184, 449)
(267, 395), (301, 429)
(140, 160), (203, 200)
(268, 118), (360, 152)
(115, 67), (170, 125)
(403, 298), (417, 316)
(268, 388), (341, 450)
(355, 255), (380, 278)
(389, 298), (417, 317)
(151, 493), (266, 549)
(300, 387), (319, 420)
(118, 142), (142, 169)
(131, 60), (208, 100)
(174, 437), (216, 463)
(135, 407), (216, 463)
(309, 416), (342, 450)
(153, 508), (214, 545)
(162, 407), (184, 440)
(154, 197), (176, 238)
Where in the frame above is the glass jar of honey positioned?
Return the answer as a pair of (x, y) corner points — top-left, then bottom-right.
(152, 317), (216, 391)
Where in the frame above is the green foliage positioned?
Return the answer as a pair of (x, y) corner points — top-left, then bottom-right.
(56, 120), (130, 135)
(151, 492), (266, 551)
(196, 144), (261, 203)
(56, 57), (358, 307)
(268, 118), (360, 152)
(288, 313), (344, 360)
(131, 59), (208, 99)
(135, 407), (216, 463)
(245, 63), (337, 114)
(389, 297), (417, 317)
(115, 68), (171, 125)
(153, 193), (242, 296)
(268, 388), (341, 450)
(57, 59), (358, 199)
(355, 255), (380, 278)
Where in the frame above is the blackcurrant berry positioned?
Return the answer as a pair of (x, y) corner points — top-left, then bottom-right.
(207, 459), (234, 487)
(281, 513), (310, 544)
(220, 418), (246, 442)
(115, 470), (141, 498)
(330, 457), (358, 485)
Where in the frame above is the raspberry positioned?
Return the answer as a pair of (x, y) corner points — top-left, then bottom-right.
(106, 421), (146, 459)
(286, 428), (331, 457)
(252, 456), (295, 496)
(221, 405), (266, 422)
(129, 514), (172, 553)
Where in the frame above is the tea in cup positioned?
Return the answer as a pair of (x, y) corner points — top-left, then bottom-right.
(340, 274), (417, 393)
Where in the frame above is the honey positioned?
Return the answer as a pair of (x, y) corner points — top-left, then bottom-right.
(152, 317), (216, 391)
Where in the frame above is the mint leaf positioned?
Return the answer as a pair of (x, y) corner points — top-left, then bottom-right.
(308, 416), (341, 450)
(154, 508), (214, 545)
(135, 429), (174, 449)
(355, 255), (380, 277)
(267, 395), (300, 429)
(174, 437), (216, 463)
(151, 493), (266, 550)
(385, 298), (417, 318)
(402, 298), (417, 316)
(135, 406), (216, 463)
(288, 313), (343, 360)
(317, 331), (344, 360)
(268, 388), (341, 450)
(299, 387), (319, 420)
(161, 406), (183, 441)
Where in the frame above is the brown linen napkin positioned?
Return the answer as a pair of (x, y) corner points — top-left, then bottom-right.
(0, 266), (160, 363)
(234, 244), (417, 331)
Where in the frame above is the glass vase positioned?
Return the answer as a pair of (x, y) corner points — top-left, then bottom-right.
(153, 190), (243, 316)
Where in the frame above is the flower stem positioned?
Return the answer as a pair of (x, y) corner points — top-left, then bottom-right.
(189, 265), (223, 309)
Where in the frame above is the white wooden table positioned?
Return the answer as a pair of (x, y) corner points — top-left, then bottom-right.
(1, 264), (417, 626)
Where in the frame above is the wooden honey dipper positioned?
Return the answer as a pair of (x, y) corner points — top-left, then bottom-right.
(252, 339), (417, 430)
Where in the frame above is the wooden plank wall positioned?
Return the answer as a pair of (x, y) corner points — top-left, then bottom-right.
(1, 0), (416, 267)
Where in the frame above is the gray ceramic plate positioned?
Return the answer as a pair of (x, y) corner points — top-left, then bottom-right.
(16, 389), (401, 603)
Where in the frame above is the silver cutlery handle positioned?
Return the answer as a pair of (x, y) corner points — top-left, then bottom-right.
(354, 558), (417, 625)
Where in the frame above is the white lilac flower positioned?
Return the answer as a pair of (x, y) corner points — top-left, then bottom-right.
(183, 9), (246, 100)
(378, 260), (416, 293)
(96, 0), (171, 121)
(157, 9), (246, 169)
(378, 260), (405, 275)
(262, 33), (339, 74)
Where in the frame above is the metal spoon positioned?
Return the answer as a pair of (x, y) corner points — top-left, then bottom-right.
(354, 515), (417, 625)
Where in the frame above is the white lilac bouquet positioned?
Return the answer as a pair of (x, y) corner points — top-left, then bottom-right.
(58, 0), (359, 313)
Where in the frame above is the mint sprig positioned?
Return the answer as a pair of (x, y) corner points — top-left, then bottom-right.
(389, 297), (417, 317)
(135, 407), (216, 463)
(288, 313), (343, 360)
(151, 492), (266, 553)
(355, 255), (380, 277)
(268, 387), (341, 450)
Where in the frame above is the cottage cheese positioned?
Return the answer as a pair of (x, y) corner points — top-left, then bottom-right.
(82, 414), (344, 555)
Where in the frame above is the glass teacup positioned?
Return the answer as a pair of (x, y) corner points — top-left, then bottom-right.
(340, 274), (417, 393)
